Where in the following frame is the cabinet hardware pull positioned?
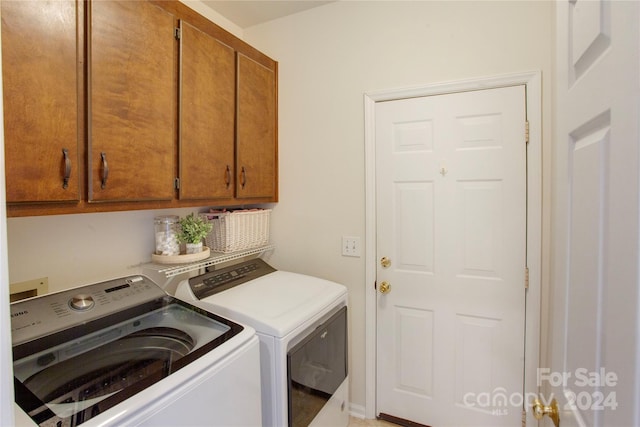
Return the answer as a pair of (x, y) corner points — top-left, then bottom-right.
(62, 148), (71, 189)
(100, 152), (109, 189)
(225, 165), (231, 188)
(240, 166), (246, 189)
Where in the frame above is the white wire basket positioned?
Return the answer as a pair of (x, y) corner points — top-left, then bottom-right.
(201, 209), (271, 253)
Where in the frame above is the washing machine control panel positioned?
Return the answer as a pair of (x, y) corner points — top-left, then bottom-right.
(188, 259), (276, 300)
(10, 275), (166, 345)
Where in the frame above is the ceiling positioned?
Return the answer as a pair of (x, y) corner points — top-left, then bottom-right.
(201, 1), (333, 29)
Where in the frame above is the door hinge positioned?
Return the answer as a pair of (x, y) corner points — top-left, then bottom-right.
(524, 266), (530, 289)
(174, 27), (181, 40)
(525, 121), (530, 144)
(174, 177), (180, 190)
(374, 281), (377, 290)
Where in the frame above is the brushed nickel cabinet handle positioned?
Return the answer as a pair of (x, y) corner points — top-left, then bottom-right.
(240, 166), (247, 189)
(62, 148), (71, 189)
(100, 152), (109, 189)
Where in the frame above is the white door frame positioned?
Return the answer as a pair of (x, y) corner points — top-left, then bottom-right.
(363, 71), (542, 421)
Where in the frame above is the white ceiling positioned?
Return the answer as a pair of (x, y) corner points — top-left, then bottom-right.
(201, 1), (333, 28)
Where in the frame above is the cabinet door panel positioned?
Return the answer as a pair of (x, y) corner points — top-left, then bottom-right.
(179, 21), (235, 200)
(89, 0), (176, 202)
(236, 53), (277, 199)
(1, 0), (81, 203)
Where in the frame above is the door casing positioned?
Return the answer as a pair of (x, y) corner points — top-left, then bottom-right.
(363, 71), (543, 424)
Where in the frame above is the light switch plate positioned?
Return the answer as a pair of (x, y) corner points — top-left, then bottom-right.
(342, 236), (361, 257)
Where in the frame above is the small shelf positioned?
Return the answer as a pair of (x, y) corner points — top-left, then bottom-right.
(147, 244), (275, 278)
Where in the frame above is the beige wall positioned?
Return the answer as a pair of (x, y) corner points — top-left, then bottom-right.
(4, 0), (553, 417)
(6, 208), (198, 292)
(241, 0), (553, 413)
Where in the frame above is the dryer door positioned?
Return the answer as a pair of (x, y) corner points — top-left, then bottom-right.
(287, 306), (347, 427)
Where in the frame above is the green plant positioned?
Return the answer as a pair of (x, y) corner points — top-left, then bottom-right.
(177, 213), (213, 244)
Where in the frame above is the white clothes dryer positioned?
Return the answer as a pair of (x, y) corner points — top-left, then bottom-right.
(176, 259), (349, 427)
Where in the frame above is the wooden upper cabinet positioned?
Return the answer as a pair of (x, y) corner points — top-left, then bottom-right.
(236, 53), (277, 200)
(3, 0), (277, 216)
(1, 0), (81, 203)
(88, 0), (176, 202)
(178, 20), (235, 201)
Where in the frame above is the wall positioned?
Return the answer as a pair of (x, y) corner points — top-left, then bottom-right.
(180, 0), (243, 37)
(241, 0), (553, 415)
(7, 208), (201, 292)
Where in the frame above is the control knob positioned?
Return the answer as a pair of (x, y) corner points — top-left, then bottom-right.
(69, 294), (95, 311)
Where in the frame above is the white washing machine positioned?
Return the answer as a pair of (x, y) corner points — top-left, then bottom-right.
(175, 258), (349, 427)
(11, 275), (262, 427)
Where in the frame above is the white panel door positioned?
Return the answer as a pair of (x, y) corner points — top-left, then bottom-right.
(376, 86), (526, 426)
(549, 1), (640, 426)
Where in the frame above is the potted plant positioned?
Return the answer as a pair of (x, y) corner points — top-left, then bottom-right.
(177, 213), (213, 254)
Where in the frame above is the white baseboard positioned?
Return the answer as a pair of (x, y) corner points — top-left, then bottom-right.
(349, 403), (366, 419)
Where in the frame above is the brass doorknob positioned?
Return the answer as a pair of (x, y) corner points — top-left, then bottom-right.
(380, 257), (391, 268)
(379, 281), (391, 294)
(532, 398), (559, 427)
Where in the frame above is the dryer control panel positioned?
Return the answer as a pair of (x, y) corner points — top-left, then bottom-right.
(188, 259), (276, 300)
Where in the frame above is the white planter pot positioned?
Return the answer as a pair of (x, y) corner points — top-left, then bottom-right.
(185, 242), (203, 254)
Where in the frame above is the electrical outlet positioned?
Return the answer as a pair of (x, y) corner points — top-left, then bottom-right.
(342, 236), (361, 257)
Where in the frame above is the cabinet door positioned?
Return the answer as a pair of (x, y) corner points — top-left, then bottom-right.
(1, 0), (81, 203)
(89, 0), (176, 202)
(236, 53), (277, 200)
(179, 21), (235, 200)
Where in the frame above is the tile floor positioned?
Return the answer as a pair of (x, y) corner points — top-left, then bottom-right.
(349, 416), (398, 426)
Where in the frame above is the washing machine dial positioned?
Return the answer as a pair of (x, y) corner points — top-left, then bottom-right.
(69, 294), (95, 311)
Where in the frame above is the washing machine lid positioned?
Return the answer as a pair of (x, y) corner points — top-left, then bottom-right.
(11, 276), (245, 427)
(197, 270), (347, 337)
